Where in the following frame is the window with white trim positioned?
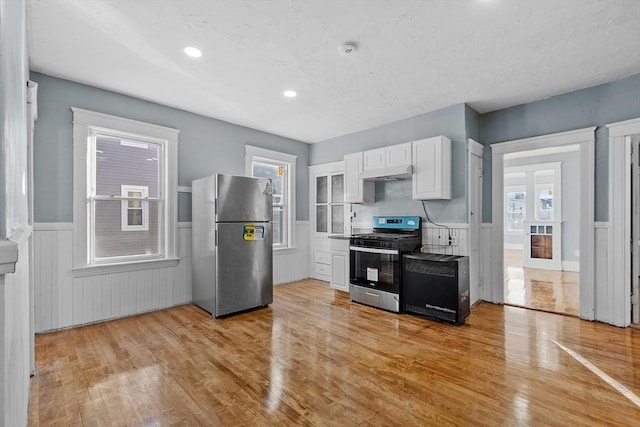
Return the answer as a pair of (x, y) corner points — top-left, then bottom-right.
(72, 108), (179, 273)
(245, 145), (296, 249)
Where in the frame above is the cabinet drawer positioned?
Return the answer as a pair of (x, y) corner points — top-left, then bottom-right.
(315, 250), (331, 264)
(315, 262), (331, 276)
(329, 238), (350, 252)
(314, 239), (330, 251)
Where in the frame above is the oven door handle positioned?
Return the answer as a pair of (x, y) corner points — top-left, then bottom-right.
(349, 246), (399, 255)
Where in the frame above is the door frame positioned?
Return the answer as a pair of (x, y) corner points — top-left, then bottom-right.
(607, 117), (640, 326)
(467, 139), (483, 304)
(490, 127), (596, 320)
(27, 81), (38, 375)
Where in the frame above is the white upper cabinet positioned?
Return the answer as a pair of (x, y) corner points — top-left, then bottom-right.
(363, 142), (412, 171)
(412, 136), (452, 200)
(385, 142), (412, 168)
(363, 147), (386, 171)
(344, 152), (374, 204)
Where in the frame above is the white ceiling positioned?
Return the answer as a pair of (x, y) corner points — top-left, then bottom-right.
(27, 0), (640, 144)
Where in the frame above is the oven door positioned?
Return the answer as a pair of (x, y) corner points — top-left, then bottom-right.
(349, 246), (401, 293)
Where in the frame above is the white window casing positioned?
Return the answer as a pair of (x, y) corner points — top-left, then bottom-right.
(245, 145), (297, 250)
(72, 108), (179, 276)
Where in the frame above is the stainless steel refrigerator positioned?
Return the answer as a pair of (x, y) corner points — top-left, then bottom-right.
(192, 174), (273, 317)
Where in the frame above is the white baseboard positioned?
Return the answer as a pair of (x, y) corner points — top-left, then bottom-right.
(562, 261), (580, 272)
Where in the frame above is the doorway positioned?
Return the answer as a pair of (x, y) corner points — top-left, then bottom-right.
(502, 155), (579, 316)
(490, 127), (595, 320)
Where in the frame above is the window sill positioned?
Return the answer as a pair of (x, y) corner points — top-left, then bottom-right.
(72, 257), (181, 278)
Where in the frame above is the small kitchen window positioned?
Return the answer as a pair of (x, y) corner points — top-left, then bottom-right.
(245, 145), (297, 250)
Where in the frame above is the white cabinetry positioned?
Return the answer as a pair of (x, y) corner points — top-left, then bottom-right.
(363, 142), (412, 171)
(412, 136), (452, 200)
(314, 238), (331, 281)
(344, 152), (374, 204)
(309, 161), (349, 282)
(363, 147), (386, 170)
(329, 238), (350, 292)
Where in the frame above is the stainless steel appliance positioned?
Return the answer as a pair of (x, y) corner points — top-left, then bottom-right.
(402, 253), (470, 325)
(192, 174), (273, 317)
(349, 216), (422, 312)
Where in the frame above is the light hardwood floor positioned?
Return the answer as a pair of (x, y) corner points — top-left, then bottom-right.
(29, 279), (639, 426)
(504, 249), (579, 316)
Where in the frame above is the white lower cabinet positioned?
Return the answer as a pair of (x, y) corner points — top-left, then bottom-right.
(329, 238), (350, 292)
(313, 238), (331, 281)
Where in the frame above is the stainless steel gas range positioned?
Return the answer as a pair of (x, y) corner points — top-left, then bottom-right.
(349, 216), (422, 312)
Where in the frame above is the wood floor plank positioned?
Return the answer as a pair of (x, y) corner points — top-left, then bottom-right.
(29, 279), (640, 426)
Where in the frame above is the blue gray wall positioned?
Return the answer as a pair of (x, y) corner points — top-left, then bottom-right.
(30, 72), (311, 222)
(481, 74), (640, 222)
(31, 72), (640, 225)
(310, 74), (640, 225)
(310, 103), (471, 223)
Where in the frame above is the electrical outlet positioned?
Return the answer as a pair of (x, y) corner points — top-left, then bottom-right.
(449, 236), (458, 246)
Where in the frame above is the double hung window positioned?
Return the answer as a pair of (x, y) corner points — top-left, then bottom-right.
(72, 108), (179, 273)
(245, 145), (297, 249)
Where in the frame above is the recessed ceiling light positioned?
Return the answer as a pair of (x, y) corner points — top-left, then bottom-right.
(184, 46), (202, 58)
(283, 90), (297, 98)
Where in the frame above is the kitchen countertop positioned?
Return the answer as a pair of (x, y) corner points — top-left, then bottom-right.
(327, 235), (352, 240)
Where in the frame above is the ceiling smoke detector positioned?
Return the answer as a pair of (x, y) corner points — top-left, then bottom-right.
(339, 42), (357, 56)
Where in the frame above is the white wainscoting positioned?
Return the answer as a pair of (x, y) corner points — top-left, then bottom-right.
(274, 221), (310, 285)
(420, 223), (469, 256)
(1, 228), (31, 427)
(480, 224), (494, 304)
(594, 222), (610, 324)
(34, 223), (192, 333)
(34, 221), (310, 333)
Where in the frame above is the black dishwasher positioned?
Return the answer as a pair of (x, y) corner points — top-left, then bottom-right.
(402, 253), (470, 325)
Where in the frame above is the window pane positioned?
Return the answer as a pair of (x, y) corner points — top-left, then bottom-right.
(331, 204), (344, 234)
(273, 207), (283, 245)
(129, 199), (142, 209)
(128, 209), (143, 226)
(316, 205), (327, 233)
(95, 200), (160, 258)
(506, 191), (526, 232)
(537, 188), (554, 220)
(316, 176), (327, 204)
(253, 161), (284, 201)
(331, 174), (344, 203)
(96, 136), (159, 197)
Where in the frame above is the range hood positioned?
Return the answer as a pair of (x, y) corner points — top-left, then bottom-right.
(359, 164), (413, 181)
